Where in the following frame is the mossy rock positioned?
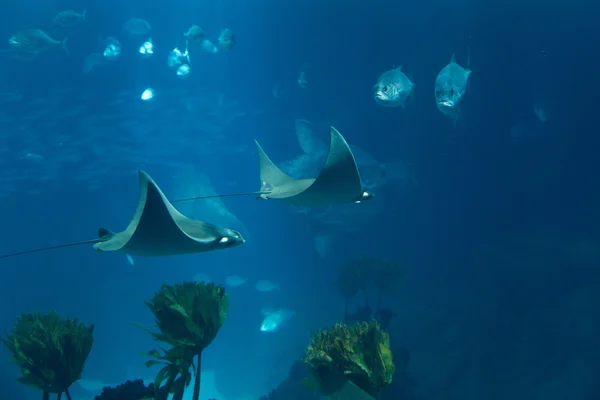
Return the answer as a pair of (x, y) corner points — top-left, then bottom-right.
(304, 320), (394, 398)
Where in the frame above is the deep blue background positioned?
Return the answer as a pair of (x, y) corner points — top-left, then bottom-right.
(0, 0), (599, 399)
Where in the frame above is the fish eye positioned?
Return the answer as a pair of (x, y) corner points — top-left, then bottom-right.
(382, 85), (388, 93)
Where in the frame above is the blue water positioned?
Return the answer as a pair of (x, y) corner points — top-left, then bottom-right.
(0, 0), (599, 399)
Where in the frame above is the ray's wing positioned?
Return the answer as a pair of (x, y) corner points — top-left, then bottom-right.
(94, 170), (244, 257)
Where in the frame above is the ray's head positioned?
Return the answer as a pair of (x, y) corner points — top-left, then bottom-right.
(355, 190), (374, 203)
(210, 227), (245, 250)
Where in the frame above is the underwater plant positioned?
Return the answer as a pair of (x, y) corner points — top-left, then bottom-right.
(140, 281), (229, 400)
(334, 257), (372, 323)
(2, 310), (94, 400)
(304, 320), (395, 399)
(93, 379), (158, 400)
(370, 258), (403, 311)
(370, 258), (403, 330)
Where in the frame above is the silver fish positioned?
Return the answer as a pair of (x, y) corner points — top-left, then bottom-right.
(217, 28), (235, 51)
(53, 10), (86, 28)
(435, 53), (472, 124)
(8, 29), (68, 56)
(260, 309), (295, 332)
(184, 25), (205, 43)
(225, 275), (247, 287)
(373, 66), (414, 107)
(83, 53), (104, 73)
(101, 37), (122, 60)
(255, 280), (280, 292)
(123, 18), (151, 35)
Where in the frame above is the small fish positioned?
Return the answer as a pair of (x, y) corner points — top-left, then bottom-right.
(168, 47), (189, 67)
(225, 275), (247, 287)
(272, 85), (284, 99)
(298, 73), (309, 89)
(534, 106), (547, 122)
(184, 25), (205, 44)
(193, 273), (213, 283)
(138, 38), (154, 58)
(102, 37), (121, 60)
(435, 53), (472, 124)
(201, 39), (218, 54)
(22, 153), (44, 162)
(126, 254), (134, 265)
(8, 29), (68, 57)
(53, 10), (86, 28)
(83, 53), (104, 73)
(373, 66), (414, 108)
(255, 280), (280, 292)
(123, 18), (151, 35)
(176, 64), (190, 77)
(298, 63), (312, 88)
(217, 28), (235, 51)
(260, 308), (295, 332)
(140, 88), (154, 101)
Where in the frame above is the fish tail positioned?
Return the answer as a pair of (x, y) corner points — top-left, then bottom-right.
(82, 10), (87, 21)
(185, 39), (191, 65)
(61, 37), (70, 57)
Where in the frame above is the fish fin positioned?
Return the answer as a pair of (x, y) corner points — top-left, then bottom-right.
(98, 228), (115, 241)
(261, 308), (274, 316)
(185, 40), (191, 64)
(82, 10), (87, 21)
(450, 53), (455, 62)
(466, 72), (472, 94)
(61, 37), (70, 57)
(295, 119), (327, 154)
(452, 114), (459, 127)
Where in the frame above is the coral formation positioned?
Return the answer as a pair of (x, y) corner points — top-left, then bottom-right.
(140, 281), (229, 400)
(304, 320), (395, 399)
(2, 310), (94, 400)
(93, 379), (158, 400)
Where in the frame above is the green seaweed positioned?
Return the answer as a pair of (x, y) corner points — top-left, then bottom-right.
(2, 310), (94, 400)
(304, 320), (395, 399)
(140, 281), (229, 400)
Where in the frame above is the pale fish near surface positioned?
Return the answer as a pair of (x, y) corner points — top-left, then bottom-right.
(255, 280), (280, 292)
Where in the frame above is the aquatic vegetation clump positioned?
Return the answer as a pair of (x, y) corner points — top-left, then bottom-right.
(2, 310), (94, 399)
(304, 320), (395, 398)
(140, 281), (229, 400)
(93, 379), (157, 400)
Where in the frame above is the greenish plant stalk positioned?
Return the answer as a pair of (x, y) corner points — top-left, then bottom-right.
(192, 353), (202, 400)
